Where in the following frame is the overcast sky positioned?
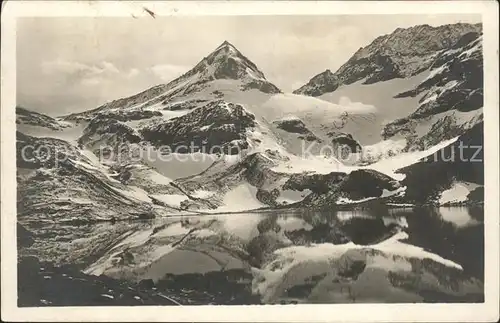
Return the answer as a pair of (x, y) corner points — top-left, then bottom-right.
(17, 14), (480, 116)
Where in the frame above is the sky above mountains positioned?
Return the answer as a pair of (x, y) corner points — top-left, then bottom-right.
(17, 14), (480, 116)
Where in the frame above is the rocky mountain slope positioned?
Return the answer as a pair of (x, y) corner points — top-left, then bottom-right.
(78, 118), (142, 153)
(294, 23), (481, 96)
(17, 131), (193, 264)
(16, 106), (70, 131)
(141, 100), (257, 155)
(293, 23), (482, 148)
(383, 32), (483, 150)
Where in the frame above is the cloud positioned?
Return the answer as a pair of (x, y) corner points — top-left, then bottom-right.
(41, 60), (99, 75)
(101, 61), (120, 74)
(18, 59), (167, 115)
(41, 60), (121, 82)
(80, 77), (103, 87)
(39, 59), (150, 89)
(150, 64), (190, 82)
(126, 68), (140, 79)
(338, 96), (377, 113)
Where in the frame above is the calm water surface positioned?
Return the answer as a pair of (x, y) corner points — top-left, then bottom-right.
(86, 206), (484, 304)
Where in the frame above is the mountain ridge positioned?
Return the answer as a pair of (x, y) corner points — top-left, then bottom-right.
(16, 106), (70, 131)
(62, 41), (281, 122)
(293, 22), (482, 97)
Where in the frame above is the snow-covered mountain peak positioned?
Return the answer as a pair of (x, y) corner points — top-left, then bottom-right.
(213, 40), (239, 54)
(294, 22), (482, 97)
(62, 41), (281, 122)
(195, 40), (269, 83)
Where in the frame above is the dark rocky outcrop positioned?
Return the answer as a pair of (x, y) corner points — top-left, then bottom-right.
(283, 172), (346, 195)
(256, 188), (280, 207)
(392, 122), (483, 205)
(274, 118), (311, 135)
(17, 131), (83, 169)
(141, 100), (256, 155)
(328, 132), (362, 157)
(77, 118), (142, 156)
(337, 169), (400, 200)
(292, 69), (338, 97)
(285, 168), (401, 208)
(273, 118), (321, 142)
(241, 79), (281, 94)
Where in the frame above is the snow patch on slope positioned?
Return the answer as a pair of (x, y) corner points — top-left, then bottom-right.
(439, 181), (480, 205)
(262, 93), (376, 120)
(211, 183), (268, 213)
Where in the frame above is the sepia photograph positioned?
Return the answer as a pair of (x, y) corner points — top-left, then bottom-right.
(1, 1), (499, 322)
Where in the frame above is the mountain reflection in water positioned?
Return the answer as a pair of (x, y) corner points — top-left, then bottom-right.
(39, 206), (484, 305)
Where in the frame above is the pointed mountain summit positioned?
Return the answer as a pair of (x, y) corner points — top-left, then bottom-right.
(188, 40), (278, 88)
(63, 40), (281, 121)
(213, 40), (238, 53)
